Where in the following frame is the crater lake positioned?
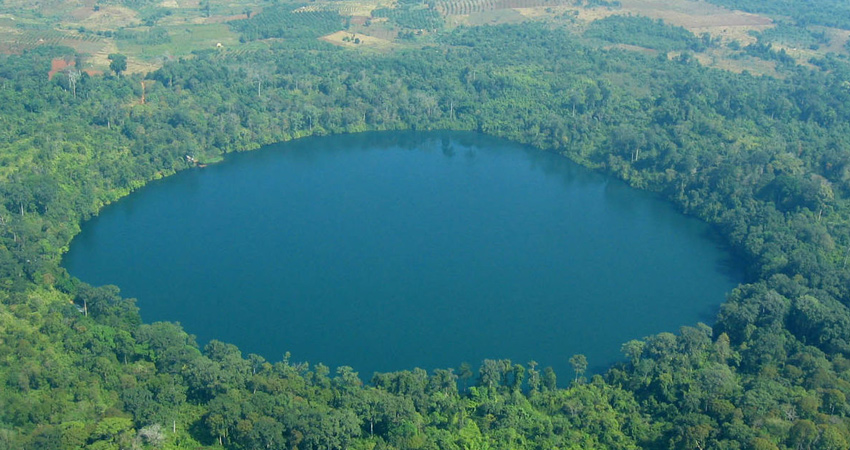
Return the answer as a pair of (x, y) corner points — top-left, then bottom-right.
(63, 131), (742, 380)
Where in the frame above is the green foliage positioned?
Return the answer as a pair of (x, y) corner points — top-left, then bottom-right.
(584, 15), (705, 52)
(705, 0), (850, 29)
(4, 11), (850, 450)
(372, 2), (444, 30)
(107, 53), (127, 76)
(228, 4), (345, 42)
(753, 22), (829, 50)
(743, 41), (796, 66)
(112, 27), (171, 45)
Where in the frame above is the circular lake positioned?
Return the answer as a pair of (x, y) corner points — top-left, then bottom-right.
(63, 131), (742, 380)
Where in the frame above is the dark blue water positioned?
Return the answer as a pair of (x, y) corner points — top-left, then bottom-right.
(64, 131), (741, 380)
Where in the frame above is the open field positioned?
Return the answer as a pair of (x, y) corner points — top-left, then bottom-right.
(119, 23), (238, 58)
(0, 23), (108, 58)
(608, 0), (778, 56)
(0, 0), (847, 77)
(692, 49), (781, 76)
(442, 0), (774, 45)
(321, 29), (397, 50)
(451, 8), (528, 26)
(80, 6), (141, 31)
(819, 27), (850, 53)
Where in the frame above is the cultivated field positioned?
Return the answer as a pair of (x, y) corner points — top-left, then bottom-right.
(0, 0), (847, 76)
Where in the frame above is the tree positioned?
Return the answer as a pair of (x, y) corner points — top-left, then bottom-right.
(91, 417), (135, 447)
(246, 416), (286, 450)
(509, 364), (525, 392)
(429, 369), (458, 395)
(247, 66), (269, 98)
(108, 53), (127, 77)
(569, 354), (588, 383)
(818, 424), (848, 450)
(543, 367), (557, 391)
(788, 420), (818, 450)
(458, 362), (473, 391)
(527, 361), (541, 393)
(478, 359), (502, 389)
(65, 68), (81, 99)
(335, 366), (363, 391)
(621, 340), (645, 366)
(136, 424), (165, 447)
(76, 284), (140, 328)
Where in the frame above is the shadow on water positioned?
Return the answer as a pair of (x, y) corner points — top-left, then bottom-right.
(701, 226), (748, 282)
(441, 138), (455, 158)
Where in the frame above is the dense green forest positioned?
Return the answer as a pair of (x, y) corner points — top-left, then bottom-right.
(5, 0), (850, 448)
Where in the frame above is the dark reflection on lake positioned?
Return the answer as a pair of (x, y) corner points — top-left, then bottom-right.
(64, 131), (742, 380)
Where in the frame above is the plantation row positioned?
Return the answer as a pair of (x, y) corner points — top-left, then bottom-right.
(60, 33), (103, 43)
(436, 0), (568, 16)
(337, 5), (364, 15)
(371, 6), (444, 30)
(0, 28), (108, 53)
(229, 6), (346, 41)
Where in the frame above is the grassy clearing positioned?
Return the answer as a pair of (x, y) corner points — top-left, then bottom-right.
(514, 5), (578, 19)
(812, 26), (850, 56)
(510, 0), (786, 74)
(80, 6), (141, 31)
(336, 1), (389, 17)
(68, 6), (96, 21)
(691, 48), (781, 76)
(0, 0), (842, 76)
(464, 8), (528, 26)
(128, 23), (238, 57)
(573, 0), (774, 41)
(582, 0), (850, 67)
(1, 0), (84, 19)
(88, 40), (119, 73)
(320, 30), (397, 50)
(606, 43), (658, 54)
(83, 23), (240, 73)
(346, 17), (400, 41)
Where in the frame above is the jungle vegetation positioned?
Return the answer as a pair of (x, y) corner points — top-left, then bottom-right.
(3, 1), (850, 449)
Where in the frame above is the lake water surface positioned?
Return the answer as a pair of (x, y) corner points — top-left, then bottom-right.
(64, 131), (741, 380)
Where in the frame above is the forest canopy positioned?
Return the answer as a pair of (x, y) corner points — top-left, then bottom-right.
(3, 0), (850, 449)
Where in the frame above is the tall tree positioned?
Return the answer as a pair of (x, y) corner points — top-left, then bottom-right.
(108, 54), (127, 78)
(569, 354), (588, 384)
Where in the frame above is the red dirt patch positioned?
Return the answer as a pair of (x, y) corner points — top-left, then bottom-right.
(48, 58), (101, 80)
(48, 58), (73, 80)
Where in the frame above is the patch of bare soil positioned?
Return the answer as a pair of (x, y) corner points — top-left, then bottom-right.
(320, 30), (396, 50)
(69, 7), (95, 21)
(81, 6), (141, 31)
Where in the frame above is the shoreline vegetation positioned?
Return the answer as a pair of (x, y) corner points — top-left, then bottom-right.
(64, 129), (740, 383)
(3, 1), (850, 448)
